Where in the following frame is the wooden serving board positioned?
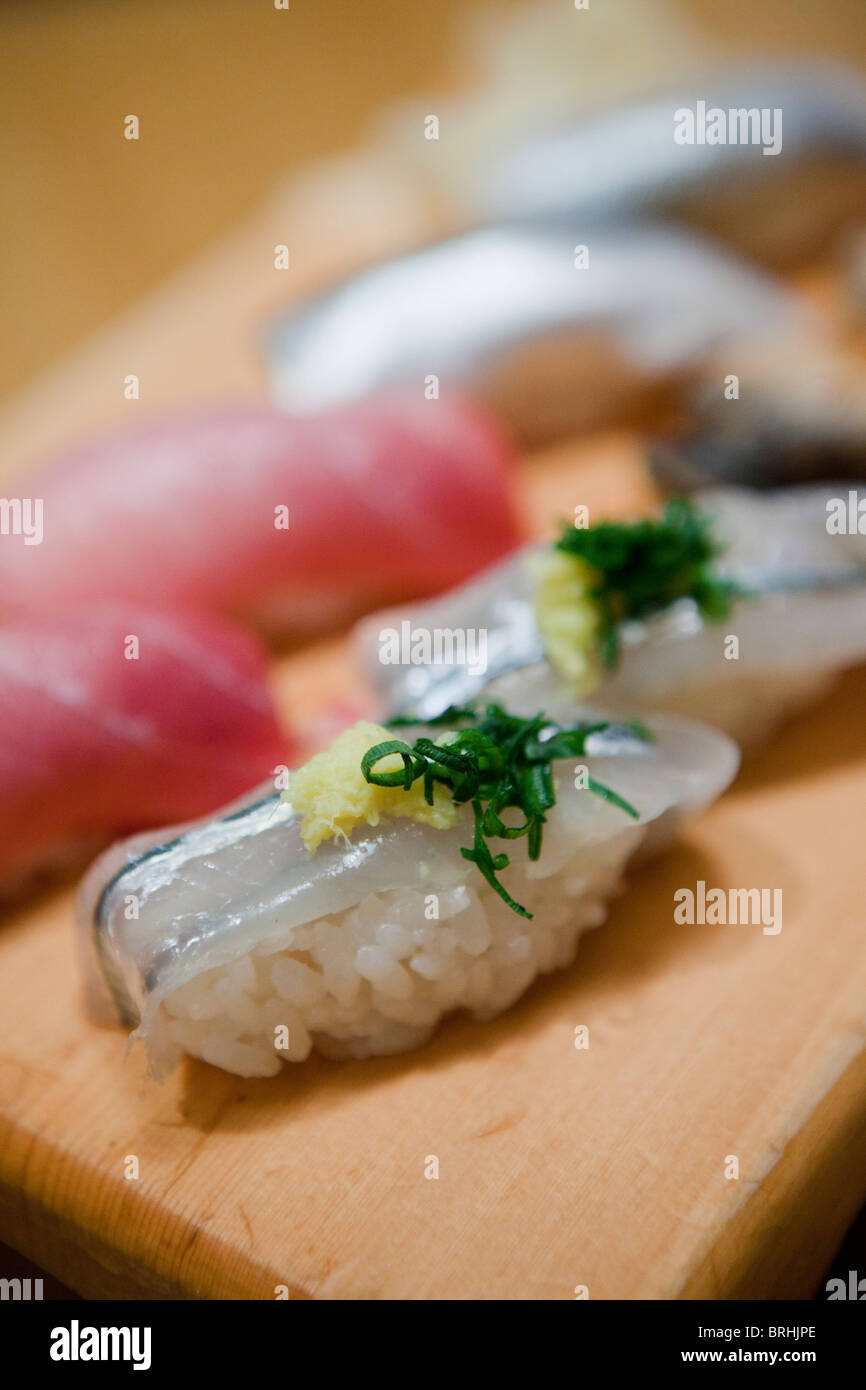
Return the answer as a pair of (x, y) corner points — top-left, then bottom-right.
(1, 194), (865, 1301)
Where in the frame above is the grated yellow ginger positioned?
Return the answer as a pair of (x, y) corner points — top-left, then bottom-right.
(531, 548), (603, 696)
(287, 720), (458, 852)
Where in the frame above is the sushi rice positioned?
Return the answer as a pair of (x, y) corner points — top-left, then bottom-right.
(156, 826), (637, 1077)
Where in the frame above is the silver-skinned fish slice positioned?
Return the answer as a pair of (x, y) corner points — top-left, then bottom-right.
(354, 485), (866, 743)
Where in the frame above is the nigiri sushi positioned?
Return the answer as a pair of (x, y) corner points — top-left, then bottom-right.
(0, 603), (287, 896)
(354, 486), (866, 744)
(267, 221), (805, 443)
(78, 696), (738, 1079)
(0, 395), (519, 639)
(481, 62), (866, 268)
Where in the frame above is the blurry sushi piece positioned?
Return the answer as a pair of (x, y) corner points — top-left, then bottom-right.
(354, 486), (866, 745)
(0, 603), (287, 897)
(481, 63), (866, 268)
(267, 221), (806, 444)
(0, 395), (519, 641)
(652, 339), (866, 490)
(78, 697), (738, 1078)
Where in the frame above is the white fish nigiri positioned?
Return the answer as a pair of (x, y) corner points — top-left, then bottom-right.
(355, 485), (866, 745)
(267, 222), (804, 442)
(78, 701), (738, 1080)
(481, 62), (866, 266)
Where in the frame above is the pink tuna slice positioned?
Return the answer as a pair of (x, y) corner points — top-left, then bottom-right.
(0, 395), (521, 639)
(0, 603), (288, 890)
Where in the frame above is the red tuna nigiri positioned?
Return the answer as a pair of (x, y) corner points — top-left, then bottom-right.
(0, 604), (287, 892)
(0, 396), (519, 638)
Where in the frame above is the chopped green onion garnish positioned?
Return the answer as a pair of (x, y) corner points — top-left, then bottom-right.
(555, 497), (742, 667)
(362, 702), (647, 918)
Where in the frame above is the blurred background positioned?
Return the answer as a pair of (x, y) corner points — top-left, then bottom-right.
(2, 0), (866, 402)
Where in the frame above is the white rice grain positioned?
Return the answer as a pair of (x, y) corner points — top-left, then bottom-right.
(152, 823), (641, 1077)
